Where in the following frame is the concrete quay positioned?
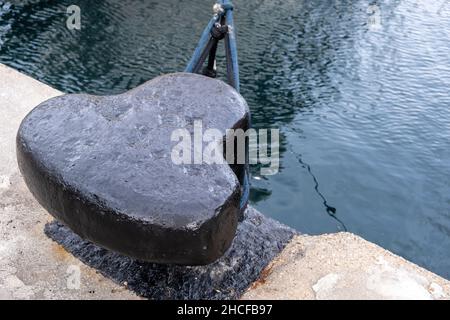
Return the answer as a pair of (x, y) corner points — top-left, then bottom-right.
(1, 63), (448, 300)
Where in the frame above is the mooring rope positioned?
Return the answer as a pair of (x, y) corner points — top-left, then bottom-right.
(293, 152), (347, 232)
(185, 0), (239, 91)
(286, 126), (347, 231)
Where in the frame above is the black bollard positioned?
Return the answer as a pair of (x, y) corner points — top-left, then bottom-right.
(16, 73), (250, 265)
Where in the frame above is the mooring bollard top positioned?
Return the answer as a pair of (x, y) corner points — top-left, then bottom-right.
(16, 72), (250, 265)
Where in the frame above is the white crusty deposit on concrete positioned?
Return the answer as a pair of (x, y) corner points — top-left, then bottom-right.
(242, 233), (450, 300)
(312, 273), (341, 299)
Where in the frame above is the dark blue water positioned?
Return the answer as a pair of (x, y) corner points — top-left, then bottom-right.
(1, 0), (449, 278)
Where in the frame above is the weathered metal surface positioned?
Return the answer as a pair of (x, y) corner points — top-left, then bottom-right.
(44, 206), (297, 299)
(17, 72), (249, 265)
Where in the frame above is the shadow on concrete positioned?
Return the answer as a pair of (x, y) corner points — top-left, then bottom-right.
(44, 207), (296, 299)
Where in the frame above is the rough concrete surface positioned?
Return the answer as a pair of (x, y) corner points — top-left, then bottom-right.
(242, 233), (450, 300)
